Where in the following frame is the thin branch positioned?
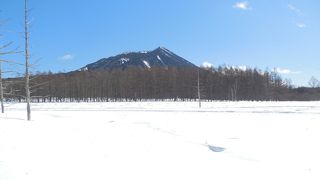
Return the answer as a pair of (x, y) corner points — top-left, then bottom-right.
(0, 42), (13, 50)
(0, 49), (22, 55)
(0, 59), (24, 66)
(0, 70), (15, 74)
(29, 57), (43, 70)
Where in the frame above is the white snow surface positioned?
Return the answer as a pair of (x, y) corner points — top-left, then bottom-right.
(157, 55), (165, 65)
(79, 67), (88, 71)
(143, 60), (151, 69)
(119, 58), (130, 64)
(1, 101), (320, 180)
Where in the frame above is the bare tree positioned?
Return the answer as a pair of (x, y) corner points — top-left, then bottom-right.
(308, 76), (320, 88)
(197, 68), (201, 108)
(0, 34), (18, 113)
(230, 78), (238, 101)
(0, 19), (6, 113)
(24, 0), (31, 120)
(0, 61), (4, 113)
(0, 59), (18, 114)
(0, 60), (13, 113)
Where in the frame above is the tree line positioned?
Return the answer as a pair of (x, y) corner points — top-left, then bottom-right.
(3, 66), (320, 102)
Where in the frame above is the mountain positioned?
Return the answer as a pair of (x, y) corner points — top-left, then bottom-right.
(79, 47), (197, 71)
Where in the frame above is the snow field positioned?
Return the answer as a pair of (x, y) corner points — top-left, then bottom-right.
(1, 101), (320, 180)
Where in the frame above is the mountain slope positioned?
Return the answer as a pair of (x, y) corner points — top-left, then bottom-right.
(79, 47), (197, 71)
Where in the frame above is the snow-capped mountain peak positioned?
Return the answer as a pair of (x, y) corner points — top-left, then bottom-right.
(79, 47), (197, 71)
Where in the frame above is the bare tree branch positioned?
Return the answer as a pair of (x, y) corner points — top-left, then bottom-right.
(0, 42), (13, 50)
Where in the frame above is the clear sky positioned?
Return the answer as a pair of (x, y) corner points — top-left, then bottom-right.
(1, 0), (319, 86)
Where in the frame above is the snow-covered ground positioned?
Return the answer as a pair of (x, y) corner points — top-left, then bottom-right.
(1, 101), (320, 180)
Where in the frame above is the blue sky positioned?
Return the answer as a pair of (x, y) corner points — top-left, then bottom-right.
(1, 0), (319, 86)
